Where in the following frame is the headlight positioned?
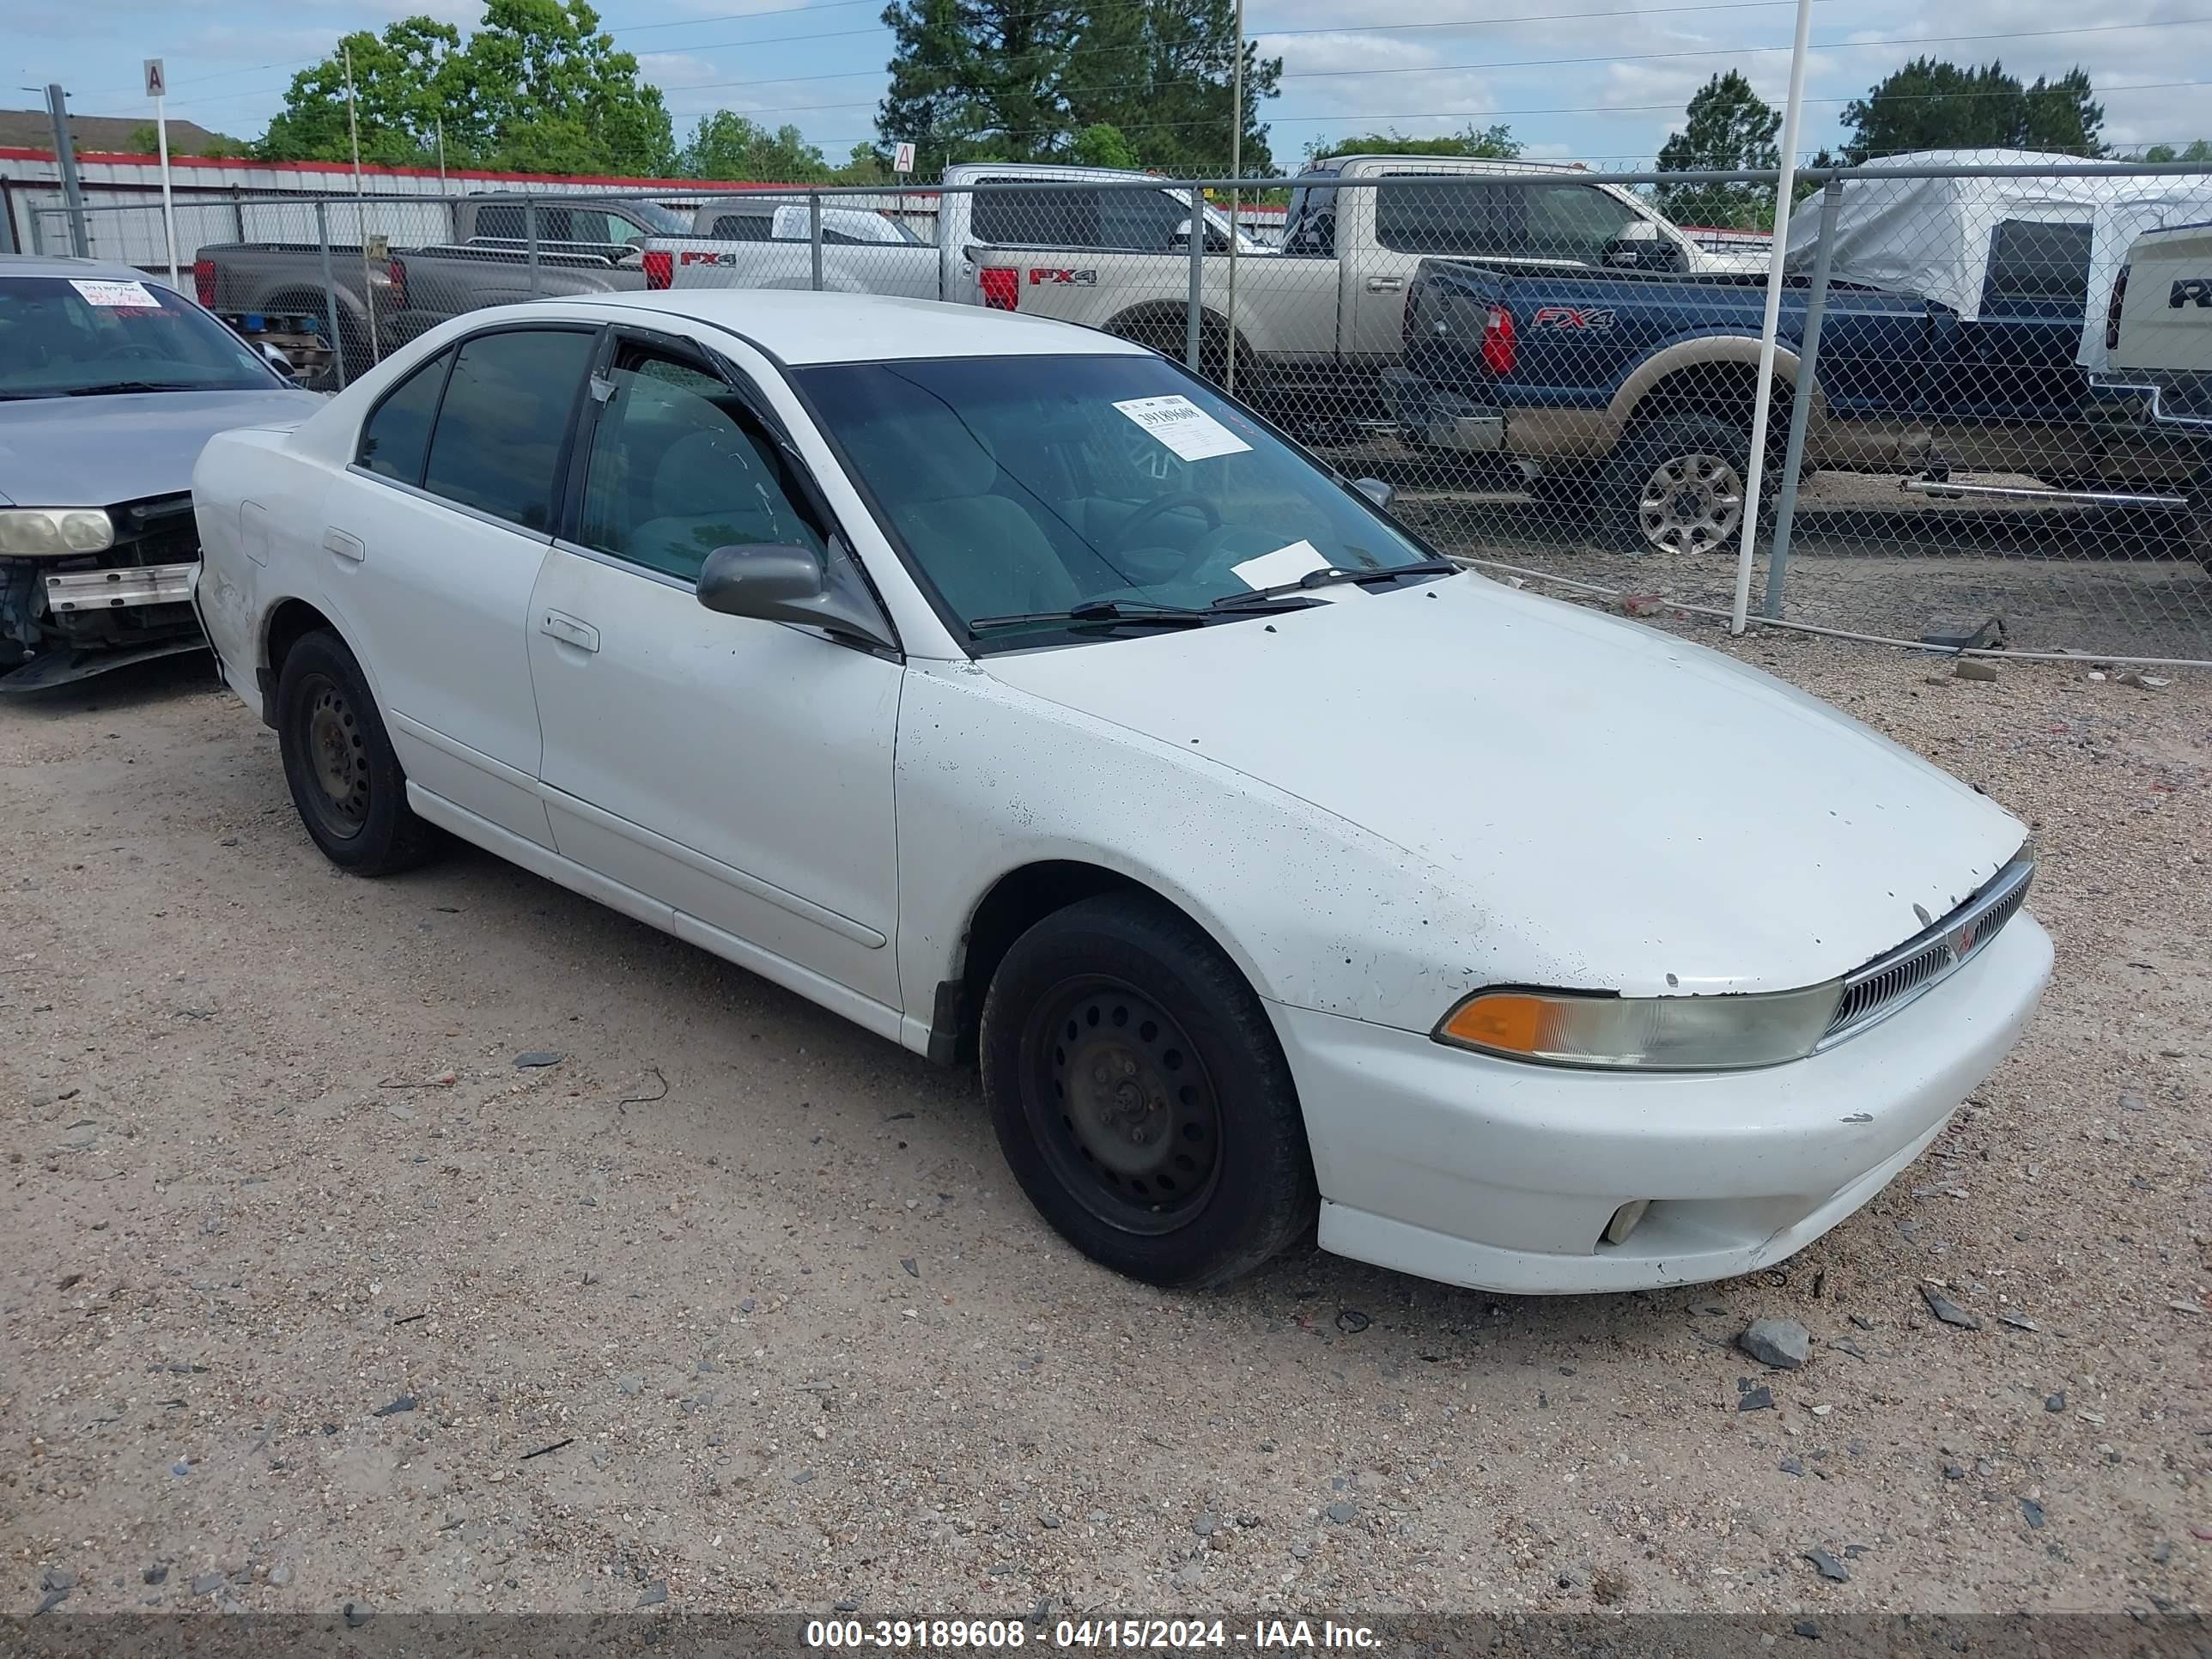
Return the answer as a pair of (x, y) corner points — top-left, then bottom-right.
(0, 508), (115, 556)
(1434, 981), (1843, 1071)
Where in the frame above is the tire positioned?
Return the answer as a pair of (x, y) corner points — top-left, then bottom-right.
(979, 894), (1317, 1287)
(274, 629), (439, 875)
(1605, 412), (1762, 556)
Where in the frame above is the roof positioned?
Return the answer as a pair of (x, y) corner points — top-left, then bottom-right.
(0, 252), (179, 286)
(0, 108), (233, 155)
(553, 289), (1148, 367)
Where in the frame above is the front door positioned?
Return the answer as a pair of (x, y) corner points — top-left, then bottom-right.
(524, 331), (904, 1016)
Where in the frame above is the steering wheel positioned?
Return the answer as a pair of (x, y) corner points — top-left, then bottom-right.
(1109, 491), (1220, 570)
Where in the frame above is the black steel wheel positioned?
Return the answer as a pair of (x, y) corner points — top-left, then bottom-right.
(275, 629), (438, 875)
(981, 893), (1317, 1286)
(1029, 975), (1224, 1234)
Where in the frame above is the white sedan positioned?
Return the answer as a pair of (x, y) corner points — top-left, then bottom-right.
(191, 290), (2051, 1295)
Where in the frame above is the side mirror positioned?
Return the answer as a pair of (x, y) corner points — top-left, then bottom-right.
(257, 340), (295, 374)
(1352, 477), (1395, 512)
(696, 543), (896, 652)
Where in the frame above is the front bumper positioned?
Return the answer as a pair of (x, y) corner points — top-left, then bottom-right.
(1273, 915), (2052, 1295)
(1381, 367), (1504, 453)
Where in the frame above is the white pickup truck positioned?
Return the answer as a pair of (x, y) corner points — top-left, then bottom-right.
(2098, 217), (2212, 561)
(639, 163), (1257, 302)
(975, 155), (1765, 398)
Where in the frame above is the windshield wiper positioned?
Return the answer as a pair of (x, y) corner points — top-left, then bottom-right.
(1210, 557), (1458, 608)
(66, 380), (203, 396)
(969, 598), (1215, 634)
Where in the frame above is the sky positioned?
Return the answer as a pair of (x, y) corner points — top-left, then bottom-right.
(3, 0), (2208, 173)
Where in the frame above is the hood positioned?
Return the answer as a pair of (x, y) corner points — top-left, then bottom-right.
(0, 387), (325, 508)
(983, 574), (2028, 996)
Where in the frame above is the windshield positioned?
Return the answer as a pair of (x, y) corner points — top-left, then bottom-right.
(794, 353), (1445, 648)
(629, 200), (692, 235)
(0, 275), (281, 398)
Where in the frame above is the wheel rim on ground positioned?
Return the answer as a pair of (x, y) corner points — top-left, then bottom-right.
(301, 673), (372, 837)
(1024, 974), (1224, 1235)
(1636, 451), (1745, 553)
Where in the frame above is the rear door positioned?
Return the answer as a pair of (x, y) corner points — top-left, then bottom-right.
(1343, 175), (1647, 360)
(325, 321), (599, 847)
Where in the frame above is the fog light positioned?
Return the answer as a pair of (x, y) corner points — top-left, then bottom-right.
(1600, 1199), (1651, 1246)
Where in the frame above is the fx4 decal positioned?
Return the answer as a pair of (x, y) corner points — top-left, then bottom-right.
(2170, 276), (2212, 307)
(1529, 306), (1618, 332)
(1029, 268), (1097, 286)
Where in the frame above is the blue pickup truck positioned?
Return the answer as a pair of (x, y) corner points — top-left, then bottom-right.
(1383, 241), (2203, 553)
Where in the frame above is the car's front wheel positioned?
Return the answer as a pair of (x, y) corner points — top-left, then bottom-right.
(980, 894), (1317, 1286)
(275, 629), (438, 876)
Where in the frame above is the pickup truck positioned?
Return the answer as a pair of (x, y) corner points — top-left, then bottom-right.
(1390, 241), (2204, 553)
(641, 198), (939, 298)
(974, 156), (1763, 404)
(194, 194), (688, 386)
(643, 162), (1258, 309)
(2098, 219), (2212, 562)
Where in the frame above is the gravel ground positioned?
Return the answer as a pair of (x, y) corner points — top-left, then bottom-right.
(3, 624), (2207, 1622)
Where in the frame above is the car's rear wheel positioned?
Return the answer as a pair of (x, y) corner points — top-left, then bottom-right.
(1607, 413), (1764, 556)
(980, 894), (1317, 1286)
(275, 629), (438, 875)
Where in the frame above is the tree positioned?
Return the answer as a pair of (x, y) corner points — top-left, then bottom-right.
(1656, 72), (1779, 228)
(2144, 139), (2212, 162)
(681, 113), (832, 182)
(1071, 122), (1141, 169)
(1304, 124), (1519, 165)
(1839, 58), (2103, 162)
(874, 0), (1277, 176)
(260, 0), (676, 176)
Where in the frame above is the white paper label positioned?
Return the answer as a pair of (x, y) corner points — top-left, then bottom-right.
(1113, 394), (1252, 462)
(70, 278), (161, 309)
(1230, 538), (1364, 599)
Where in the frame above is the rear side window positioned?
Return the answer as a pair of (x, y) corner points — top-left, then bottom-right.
(710, 214), (775, 240)
(356, 349), (449, 484)
(471, 204), (525, 240)
(972, 185), (1102, 246)
(1984, 219), (2093, 307)
(421, 329), (594, 531)
(1376, 179), (1500, 255)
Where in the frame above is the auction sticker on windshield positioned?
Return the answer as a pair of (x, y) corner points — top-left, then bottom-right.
(1113, 394), (1252, 462)
(70, 278), (161, 309)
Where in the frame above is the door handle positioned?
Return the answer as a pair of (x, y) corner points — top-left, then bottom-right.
(1366, 276), (1405, 294)
(540, 610), (599, 653)
(322, 528), (366, 562)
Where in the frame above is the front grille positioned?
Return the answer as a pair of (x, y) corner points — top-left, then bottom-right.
(1820, 855), (2034, 1046)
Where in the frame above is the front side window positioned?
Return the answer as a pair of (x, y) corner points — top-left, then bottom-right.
(0, 276), (283, 399)
(578, 347), (824, 582)
(796, 352), (1443, 647)
(1983, 218), (2093, 307)
(1097, 189), (1196, 251)
(420, 329), (594, 531)
(356, 348), (449, 483)
(1524, 185), (1642, 263)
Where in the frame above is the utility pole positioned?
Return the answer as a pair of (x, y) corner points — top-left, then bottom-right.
(1223, 0), (1243, 396)
(345, 44), (380, 363)
(44, 82), (90, 257)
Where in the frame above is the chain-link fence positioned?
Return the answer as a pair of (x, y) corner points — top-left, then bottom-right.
(33, 159), (2212, 665)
